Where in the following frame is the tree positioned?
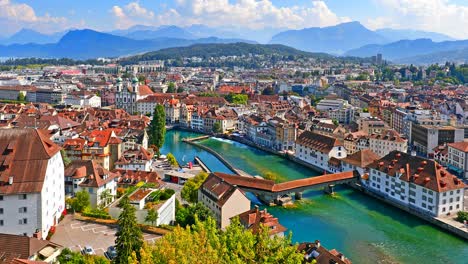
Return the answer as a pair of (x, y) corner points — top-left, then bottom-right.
(115, 196), (143, 264)
(262, 86), (274, 95)
(99, 189), (113, 208)
(166, 153), (178, 167)
(175, 202), (212, 227)
(60, 149), (71, 167)
(72, 190), (90, 212)
(225, 93), (248, 105)
(148, 104), (166, 154)
(332, 119), (339, 126)
(167, 82), (176, 93)
(149, 216), (303, 263)
(181, 172), (208, 203)
(177, 86), (185, 93)
(137, 75), (146, 84)
(212, 121), (222, 134)
(145, 208), (159, 226)
(17, 92), (25, 102)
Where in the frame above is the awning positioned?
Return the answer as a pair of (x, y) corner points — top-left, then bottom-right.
(39, 246), (57, 258)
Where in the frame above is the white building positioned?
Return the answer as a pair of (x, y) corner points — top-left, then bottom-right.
(198, 173), (251, 229)
(369, 129), (408, 158)
(447, 142), (468, 179)
(0, 129), (65, 239)
(114, 147), (153, 172)
(294, 131), (347, 173)
(64, 160), (118, 208)
(64, 93), (101, 108)
(365, 151), (466, 217)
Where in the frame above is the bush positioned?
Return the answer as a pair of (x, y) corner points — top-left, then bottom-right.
(82, 207), (112, 220)
(456, 211), (468, 223)
(160, 189), (175, 200)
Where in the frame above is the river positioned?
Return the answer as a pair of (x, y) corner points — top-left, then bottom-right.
(161, 130), (468, 264)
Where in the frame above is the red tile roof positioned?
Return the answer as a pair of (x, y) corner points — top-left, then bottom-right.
(368, 151), (466, 192)
(0, 129), (61, 194)
(448, 142), (468, 152)
(296, 131), (343, 154)
(236, 207), (287, 236)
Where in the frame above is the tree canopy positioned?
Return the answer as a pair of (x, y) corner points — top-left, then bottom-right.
(149, 104), (166, 154)
(167, 82), (176, 93)
(149, 216), (303, 264)
(181, 172), (208, 203)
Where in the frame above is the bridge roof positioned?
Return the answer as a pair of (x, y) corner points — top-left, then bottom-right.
(212, 171), (356, 193)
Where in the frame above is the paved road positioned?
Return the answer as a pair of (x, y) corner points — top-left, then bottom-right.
(52, 215), (160, 256)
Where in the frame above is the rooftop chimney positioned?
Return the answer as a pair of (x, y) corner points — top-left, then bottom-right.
(8, 176), (13, 185)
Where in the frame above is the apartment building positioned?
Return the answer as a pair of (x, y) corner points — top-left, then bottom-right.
(447, 142), (468, 179)
(0, 129), (65, 238)
(198, 173), (250, 229)
(366, 151), (465, 217)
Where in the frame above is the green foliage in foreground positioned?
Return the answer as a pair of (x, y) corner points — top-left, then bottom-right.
(151, 217), (303, 264)
(181, 172), (209, 203)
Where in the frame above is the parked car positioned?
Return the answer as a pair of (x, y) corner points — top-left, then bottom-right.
(83, 246), (95, 255)
(105, 246), (117, 260)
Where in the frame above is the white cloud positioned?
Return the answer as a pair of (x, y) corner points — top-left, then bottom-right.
(110, 0), (350, 30)
(367, 0), (468, 39)
(0, 0), (69, 35)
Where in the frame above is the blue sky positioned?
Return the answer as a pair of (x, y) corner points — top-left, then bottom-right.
(1, 0), (468, 38)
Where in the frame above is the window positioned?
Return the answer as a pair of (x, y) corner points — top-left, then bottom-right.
(0, 195), (3, 201)
(0, 208), (3, 214)
(0, 220), (3, 226)
(88, 188), (94, 194)
(422, 203), (426, 208)
(422, 189), (427, 193)
(450, 191), (453, 195)
(442, 199), (446, 204)
(19, 218), (27, 225)
(19, 207), (27, 213)
(409, 198), (415, 203)
(428, 198), (433, 203)
(449, 198), (453, 203)
(18, 194), (27, 200)
(442, 207), (446, 212)
(409, 190), (416, 196)
(422, 195), (427, 201)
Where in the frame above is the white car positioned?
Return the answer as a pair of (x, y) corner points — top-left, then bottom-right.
(83, 246), (95, 255)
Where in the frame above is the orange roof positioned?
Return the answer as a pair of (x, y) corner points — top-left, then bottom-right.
(448, 142), (468, 152)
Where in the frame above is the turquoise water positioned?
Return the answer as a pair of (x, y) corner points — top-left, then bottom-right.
(162, 130), (468, 264)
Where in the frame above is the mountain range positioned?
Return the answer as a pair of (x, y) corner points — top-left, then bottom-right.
(0, 29), (255, 59)
(0, 22), (465, 64)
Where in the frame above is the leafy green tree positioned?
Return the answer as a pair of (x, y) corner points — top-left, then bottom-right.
(138, 75), (146, 84)
(60, 149), (71, 167)
(115, 196), (143, 264)
(456, 211), (468, 223)
(99, 189), (113, 208)
(225, 92), (248, 105)
(177, 86), (184, 93)
(145, 208), (159, 226)
(181, 172), (208, 203)
(176, 202), (212, 227)
(72, 190), (90, 212)
(167, 82), (176, 93)
(166, 153), (178, 167)
(149, 216), (303, 263)
(212, 121), (222, 134)
(57, 248), (110, 264)
(17, 92), (25, 102)
(148, 104), (166, 154)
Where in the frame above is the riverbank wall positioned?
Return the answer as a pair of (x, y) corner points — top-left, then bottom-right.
(349, 183), (468, 241)
(182, 138), (248, 176)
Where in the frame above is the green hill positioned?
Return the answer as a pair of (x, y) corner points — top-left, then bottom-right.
(119, 42), (334, 65)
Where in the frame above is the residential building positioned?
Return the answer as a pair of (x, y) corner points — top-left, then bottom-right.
(447, 142), (468, 179)
(0, 233), (63, 263)
(0, 129), (65, 239)
(81, 129), (122, 170)
(357, 116), (387, 135)
(298, 240), (352, 264)
(64, 160), (118, 208)
(365, 151), (466, 217)
(369, 129), (408, 158)
(198, 173), (250, 229)
(114, 147), (153, 172)
(235, 206), (286, 237)
(294, 131), (347, 172)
